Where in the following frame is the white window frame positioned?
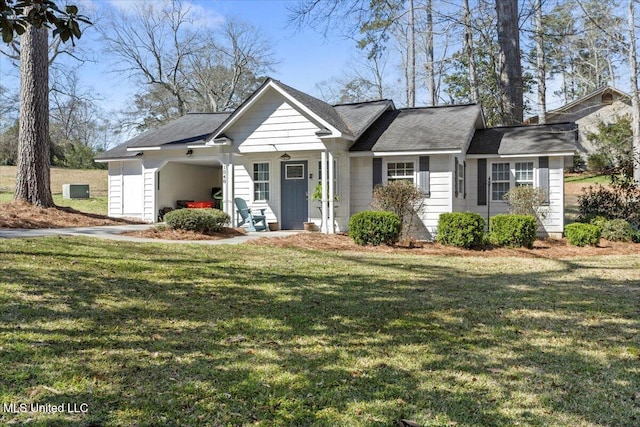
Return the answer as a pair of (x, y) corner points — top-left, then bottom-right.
(491, 162), (511, 201)
(252, 162), (270, 201)
(386, 161), (416, 183)
(515, 162), (534, 187)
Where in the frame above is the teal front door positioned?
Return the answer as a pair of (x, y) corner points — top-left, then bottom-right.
(280, 161), (308, 229)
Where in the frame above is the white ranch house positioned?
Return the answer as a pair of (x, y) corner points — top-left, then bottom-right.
(96, 78), (577, 239)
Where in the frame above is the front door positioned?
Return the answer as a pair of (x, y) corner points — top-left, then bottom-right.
(280, 161), (308, 229)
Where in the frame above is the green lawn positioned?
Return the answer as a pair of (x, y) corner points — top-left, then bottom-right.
(0, 192), (108, 215)
(0, 238), (639, 426)
(565, 174), (610, 184)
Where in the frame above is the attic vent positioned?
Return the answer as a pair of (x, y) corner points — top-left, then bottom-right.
(602, 93), (613, 105)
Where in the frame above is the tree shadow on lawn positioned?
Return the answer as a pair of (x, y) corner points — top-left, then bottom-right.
(0, 239), (638, 426)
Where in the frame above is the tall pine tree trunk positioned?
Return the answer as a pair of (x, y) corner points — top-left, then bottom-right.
(408, 0), (416, 108)
(495, 0), (523, 125)
(426, 0), (436, 106)
(535, 0), (546, 124)
(628, 0), (640, 185)
(463, 0), (480, 104)
(15, 20), (54, 207)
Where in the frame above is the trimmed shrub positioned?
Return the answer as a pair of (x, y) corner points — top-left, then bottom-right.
(349, 211), (401, 246)
(436, 212), (485, 248)
(565, 223), (601, 247)
(489, 214), (537, 248)
(600, 218), (635, 242)
(589, 215), (608, 229)
(164, 208), (230, 233)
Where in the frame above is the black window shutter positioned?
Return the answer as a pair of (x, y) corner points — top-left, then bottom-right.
(373, 158), (382, 188)
(454, 157), (459, 197)
(478, 159), (487, 206)
(418, 156), (430, 197)
(463, 161), (467, 199)
(538, 156), (550, 204)
(419, 156), (429, 172)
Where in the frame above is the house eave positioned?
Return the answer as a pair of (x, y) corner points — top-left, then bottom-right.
(350, 150), (462, 157)
(465, 151), (575, 159)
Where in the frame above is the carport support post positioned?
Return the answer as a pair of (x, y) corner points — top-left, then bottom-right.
(320, 150), (328, 234)
(328, 148), (335, 234)
(223, 154), (234, 225)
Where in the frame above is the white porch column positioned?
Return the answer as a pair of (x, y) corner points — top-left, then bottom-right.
(320, 150), (328, 233)
(223, 153), (235, 225)
(328, 149), (335, 234)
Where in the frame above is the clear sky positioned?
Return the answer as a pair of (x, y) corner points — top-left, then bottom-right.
(0, 0), (356, 125)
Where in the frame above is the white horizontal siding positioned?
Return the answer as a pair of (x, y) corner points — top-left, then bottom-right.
(227, 90), (323, 153)
(142, 168), (156, 222)
(108, 162), (122, 217)
(417, 155), (453, 239)
(349, 157), (374, 214)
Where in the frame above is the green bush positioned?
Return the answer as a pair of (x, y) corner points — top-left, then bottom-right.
(565, 223), (601, 247)
(600, 218), (636, 242)
(164, 208), (230, 233)
(349, 211), (401, 246)
(436, 212), (485, 248)
(589, 215), (608, 229)
(489, 214), (537, 248)
(578, 184), (640, 227)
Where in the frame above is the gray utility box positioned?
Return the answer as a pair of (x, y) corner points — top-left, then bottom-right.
(63, 184), (90, 199)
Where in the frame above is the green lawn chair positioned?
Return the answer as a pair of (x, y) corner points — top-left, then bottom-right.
(234, 197), (269, 232)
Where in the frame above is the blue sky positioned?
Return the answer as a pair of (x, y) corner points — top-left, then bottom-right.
(0, 0), (356, 120)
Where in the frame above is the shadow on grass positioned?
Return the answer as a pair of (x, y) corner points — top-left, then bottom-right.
(0, 238), (638, 426)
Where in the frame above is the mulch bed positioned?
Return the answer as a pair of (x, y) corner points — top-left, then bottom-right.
(121, 227), (246, 241)
(246, 232), (640, 258)
(0, 201), (143, 229)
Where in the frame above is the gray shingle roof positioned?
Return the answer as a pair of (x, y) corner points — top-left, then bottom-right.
(350, 104), (482, 152)
(334, 100), (394, 139)
(467, 122), (578, 155)
(96, 113), (231, 160)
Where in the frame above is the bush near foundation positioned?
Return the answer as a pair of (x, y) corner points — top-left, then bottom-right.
(164, 208), (229, 233)
(436, 212), (485, 248)
(489, 214), (537, 248)
(349, 211), (401, 246)
(565, 223), (601, 247)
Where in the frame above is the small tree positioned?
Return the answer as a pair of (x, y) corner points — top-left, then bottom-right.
(502, 186), (549, 225)
(587, 116), (634, 177)
(372, 180), (424, 239)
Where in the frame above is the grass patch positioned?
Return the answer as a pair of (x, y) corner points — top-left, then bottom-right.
(565, 174), (610, 184)
(0, 192), (108, 215)
(0, 166), (107, 196)
(0, 238), (639, 426)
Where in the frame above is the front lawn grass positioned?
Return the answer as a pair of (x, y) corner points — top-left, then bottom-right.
(1, 238), (639, 426)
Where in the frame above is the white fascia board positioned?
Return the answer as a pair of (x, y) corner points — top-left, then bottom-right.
(465, 152), (575, 159)
(350, 150), (461, 157)
(126, 146), (161, 152)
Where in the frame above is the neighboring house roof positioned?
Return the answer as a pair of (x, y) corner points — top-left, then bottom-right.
(467, 122), (577, 155)
(527, 86), (630, 124)
(96, 112), (231, 160)
(350, 104), (482, 152)
(334, 99), (395, 140)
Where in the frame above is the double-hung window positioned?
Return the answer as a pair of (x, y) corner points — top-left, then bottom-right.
(253, 162), (269, 201)
(515, 162), (534, 187)
(387, 162), (415, 183)
(491, 162), (510, 201)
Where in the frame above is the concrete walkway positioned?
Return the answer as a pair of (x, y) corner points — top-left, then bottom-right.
(0, 224), (301, 244)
